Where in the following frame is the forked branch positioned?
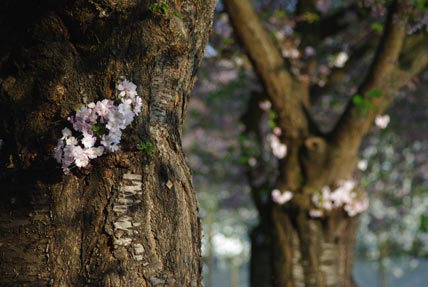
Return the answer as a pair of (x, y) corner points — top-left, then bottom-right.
(329, 0), (426, 153)
(223, 0), (309, 139)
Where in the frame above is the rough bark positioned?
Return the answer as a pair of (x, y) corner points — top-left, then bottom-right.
(0, 1), (215, 286)
(271, 207), (359, 287)
(224, 0), (428, 286)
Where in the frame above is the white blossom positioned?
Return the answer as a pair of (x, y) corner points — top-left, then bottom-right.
(82, 131), (96, 148)
(272, 189), (293, 205)
(73, 146), (89, 167)
(267, 134), (287, 159)
(312, 179), (368, 217)
(357, 159), (368, 171)
(248, 157), (257, 167)
(117, 79), (137, 98)
(54, 79), (142, 174)
(333, 51), (349, 68)
(258, 100), (271, 111)
(204, 44), (218, 58)
(375, 114), (390, 129)
(84, 146), (105, 159)
(309, 209), (324, 218)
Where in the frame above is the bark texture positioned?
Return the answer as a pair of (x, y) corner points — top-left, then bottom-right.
(0, 1), (215, 286)
(224, 0), (428, 286)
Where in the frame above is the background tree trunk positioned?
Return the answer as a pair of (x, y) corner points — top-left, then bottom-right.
(0, 1), (215, 286)
(271, 208), (359, 287)
(223, 0), (427, 286)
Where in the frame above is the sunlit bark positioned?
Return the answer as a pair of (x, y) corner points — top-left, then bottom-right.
(0, 1), (215, 286)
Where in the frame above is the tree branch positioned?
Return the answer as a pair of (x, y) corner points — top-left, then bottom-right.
(223, 0), (308, 139)
(329, 0), (415, 152)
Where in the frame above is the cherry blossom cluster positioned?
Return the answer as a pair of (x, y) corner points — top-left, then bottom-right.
(310, 179), (369, 218)
(258, 100), (287, 159)
(267, 127), (287, 159)
(271, 189), (293, 205)
(54, 79), (142, 174)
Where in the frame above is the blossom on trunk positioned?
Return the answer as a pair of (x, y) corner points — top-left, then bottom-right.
(54, 79), (142, 174)
(311, 179), (368, 217)
(272, 189), (293, 205)
(267, 134), (287, 159)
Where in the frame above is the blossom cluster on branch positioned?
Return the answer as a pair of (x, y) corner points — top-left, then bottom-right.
(54, 79), (142, 174)
(259, 100), (287, 159)
(310, 179), (369, 218)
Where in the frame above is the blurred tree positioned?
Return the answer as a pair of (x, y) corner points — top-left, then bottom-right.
(0, 0), (215, 286)
(222, 0), (428, 286)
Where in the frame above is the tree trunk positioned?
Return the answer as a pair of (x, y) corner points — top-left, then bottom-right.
(271, 208), (359, 287)
(0, 1), (215, 286)
(249, 224), (272, 287)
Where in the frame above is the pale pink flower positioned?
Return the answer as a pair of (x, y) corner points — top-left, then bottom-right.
(84, 146), (104, 159)
(272, 189), (293, 205)
(62, 145), (76, 169)
(95, 99), (114, 119)
(82, 131), (96, 148)
(309, 209), (324, 218)
(54, 78), (143, 174)
(117, 79), (137, 97)
(66, 136), (78, 146)
(357, 159), (368, 171)
(258, 100), (271, 111)
(333, 51), (349, 68)
(305, 46), (316, 57)
(248, 157), (257, 167)
(375, 114), (390, 129)
(273, 127), (282, 136)
(267, 134), (287, 159)
(345, 196), (369, 217)
(53, 140), (63, 163)
(61, 127), (72, 139)
(133, 96), (142, 115)
(73, 146), (89, 167)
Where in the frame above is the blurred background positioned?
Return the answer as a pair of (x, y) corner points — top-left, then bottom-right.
(183, 1), (428, 286)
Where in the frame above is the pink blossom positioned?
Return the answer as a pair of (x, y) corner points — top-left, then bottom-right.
(133, 96), (142, 115)
(309, 209), (324, 218)
(273, 127), (282, 136)
(258, 100), (271, 111)
(82, 131), (96, 148)
(84, 146), (104, 159)
(61, 127), (72, 139)
(272, 189), (293, 205)
(73, 146), (89, 167)
(54, 140), (64, 163)
(375, 114), (390, 129)
(117, 79), (137, 98)
(54, 78), (142, 174)
(267, 134), (287, 159)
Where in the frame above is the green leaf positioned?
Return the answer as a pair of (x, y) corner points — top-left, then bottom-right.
(173, 11), (182, 19)
(273, 10), (287, 19)
(371, 22), (383, 33)
(150, 2), (169, 14)
(352, 94), (363, 106)
(74, 104), (84, 111)
(416, 0), (428, 11)
(137, 140), (155, 156)
(303, 12), (320, 23)
(91, 124), (100, 132)
(420, 215), (428, 232)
